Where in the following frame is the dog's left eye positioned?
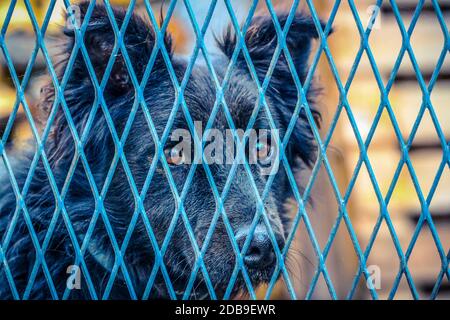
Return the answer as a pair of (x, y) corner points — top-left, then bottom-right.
(256, 140), (275, 165)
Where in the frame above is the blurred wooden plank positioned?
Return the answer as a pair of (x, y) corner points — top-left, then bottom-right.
(390, 82), (450, 144)
(0, 85), (16, 118)
(329, 6), (450, 77)
(345, 148), (449, 216)
(355, 214), (449, 299)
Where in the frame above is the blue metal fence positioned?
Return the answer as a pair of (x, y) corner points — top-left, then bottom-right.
(0, 0), (448, 300)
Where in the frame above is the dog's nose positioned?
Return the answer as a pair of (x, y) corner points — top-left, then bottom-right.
(244, 232), (275, 269)
(236, 225), (285, 270)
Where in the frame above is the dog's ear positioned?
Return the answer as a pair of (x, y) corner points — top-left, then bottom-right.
(40, 2), (174, 181)
(218, 13), (326, 167)
(217, 13), (325, 90)
(63, 1), (172, 96)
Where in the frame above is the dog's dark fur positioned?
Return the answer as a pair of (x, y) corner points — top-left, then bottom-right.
(0, 2), (322, 299)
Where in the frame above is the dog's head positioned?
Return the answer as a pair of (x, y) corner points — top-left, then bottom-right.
(44, 2), (323, 298)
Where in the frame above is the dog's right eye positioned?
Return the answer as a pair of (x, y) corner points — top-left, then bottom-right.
(164, 146), (185, 166)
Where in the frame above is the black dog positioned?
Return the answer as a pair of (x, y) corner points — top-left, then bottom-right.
(0, 2), (322, 299)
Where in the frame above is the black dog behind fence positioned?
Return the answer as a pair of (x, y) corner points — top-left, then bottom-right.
(0, 0), (448, 300)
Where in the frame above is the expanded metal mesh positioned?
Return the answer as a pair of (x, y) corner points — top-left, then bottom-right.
(0, 0), (448, 300)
